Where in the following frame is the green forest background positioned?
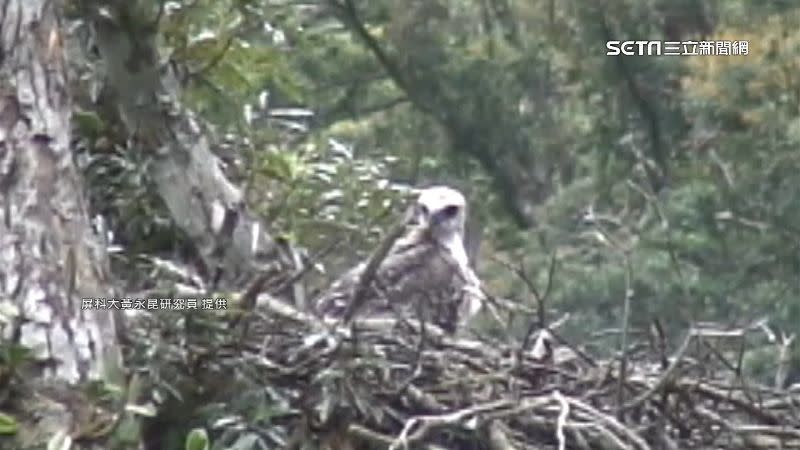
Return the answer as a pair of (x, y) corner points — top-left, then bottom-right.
(81, 0), (800, 366)
(64, 0), (800, 446)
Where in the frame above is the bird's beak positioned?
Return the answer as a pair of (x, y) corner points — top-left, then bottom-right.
(432, 205), (459, 225)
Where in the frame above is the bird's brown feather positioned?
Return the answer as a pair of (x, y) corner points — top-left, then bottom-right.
(314, 237), (464, 332)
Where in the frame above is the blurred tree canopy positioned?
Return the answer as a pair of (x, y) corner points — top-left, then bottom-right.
(81, 0), (800, 345)
(8, 0), (800, 448)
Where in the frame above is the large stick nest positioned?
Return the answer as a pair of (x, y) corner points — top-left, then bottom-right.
(130, 292), (800, 450)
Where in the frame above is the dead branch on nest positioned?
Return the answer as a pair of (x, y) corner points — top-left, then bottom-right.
(130, 287), (800, 450)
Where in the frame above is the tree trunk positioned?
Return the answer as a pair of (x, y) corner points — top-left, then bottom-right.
(78, 0), (294, 289)
(0, 0), (122, 447)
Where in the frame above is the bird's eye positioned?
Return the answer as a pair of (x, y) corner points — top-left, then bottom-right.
(418, 204), (429, 216)
(441, 205), (459, 218)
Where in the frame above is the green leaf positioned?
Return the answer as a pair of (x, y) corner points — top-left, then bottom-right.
(185, 428), (210, 450)
(0, 343), (33, 373)
(72, 110), (105, 137)
(261, 151), (305, 182)
(0, 412), (18, 435)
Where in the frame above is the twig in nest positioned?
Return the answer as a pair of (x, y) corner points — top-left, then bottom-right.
(389, 400), (510, 450)
(487, 421), (517, 450)
(621, 329), (693, 411)
(622, 322), (768, 412)
(569, 397), (651, 450)
(342, 220), (408, 323)
(269, 239), (345, 296)
(616, 254), (634, 418)
(539, 321), (599, 369)
(492, 252), (558, 345)
(554, 390), (570, 450)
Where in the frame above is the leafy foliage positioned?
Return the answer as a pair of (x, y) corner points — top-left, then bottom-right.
(63, 0), (800, 448)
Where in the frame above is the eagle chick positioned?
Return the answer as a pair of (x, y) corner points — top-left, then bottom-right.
(314, 186), (483, 334)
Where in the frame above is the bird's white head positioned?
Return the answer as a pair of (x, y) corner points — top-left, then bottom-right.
(412, 185), (467, 243)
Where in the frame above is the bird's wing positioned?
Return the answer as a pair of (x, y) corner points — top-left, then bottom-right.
(314, 235), (484, 333)
(313, 240), (440, 319)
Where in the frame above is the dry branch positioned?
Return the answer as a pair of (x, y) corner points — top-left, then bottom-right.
(131, 289), (800, 450)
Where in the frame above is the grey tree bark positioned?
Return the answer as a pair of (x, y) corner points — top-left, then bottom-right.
(75, 0), (294, 289)
(0, 0), (122, 447)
